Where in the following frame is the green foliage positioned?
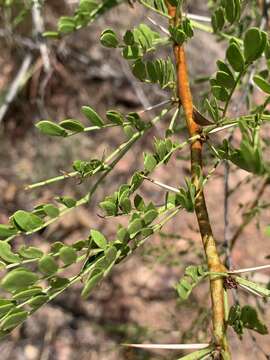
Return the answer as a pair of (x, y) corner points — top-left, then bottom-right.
(175, 265), (207, 300)
(228, 304), (268, 337)
(1, 2), (270, 357)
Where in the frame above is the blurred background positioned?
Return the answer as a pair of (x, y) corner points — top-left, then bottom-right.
(0, 0), (270, 359)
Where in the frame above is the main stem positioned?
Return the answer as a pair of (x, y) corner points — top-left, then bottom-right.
(166, 3), (230, 357)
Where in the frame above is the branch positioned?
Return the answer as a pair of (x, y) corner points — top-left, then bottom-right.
(230, 177), (269, 249)
(0, 54), (32, 124)
(32, 0), (51, 73)
(166, 1), (230, 356)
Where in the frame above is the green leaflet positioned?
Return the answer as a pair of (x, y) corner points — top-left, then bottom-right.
(81, 246), (119, 298)
(100, 29), (119, 48)
(12, 210), (43, 232)
(132, 24), (160, 52)
(143, 209), (158, 225)
(175, 265), (207, 300)
(106, 110), (124, 125)
(59, 246), (77, 265)
(12, 287), (44, 300)
(224, 0), (241, 24)
(81, 106), (104, 127)
(144, 153), (157, 172)
(1, 268), (39, 292)
(0, 242), (20, 263)
(56, 196), (77, 208)
(226, 43), (245, 72)
(18, 246), (43, 259)
(228, 304), (268, 337)
(216, 71), (235, 89)
(244, 28), (267, 63)
(211, 7), (225, 32)
(0, 303), (15, 317)
(28, 295), (49, 309)
(0, 310), (28, 331)
(43, 204), (60, 218)
(59, 119), (85, 133)
(90, 229), (107, 249)
(128, 218), (144, 237)
(253, 75), (270, 94)
(212, 85), (229, 102)
(177, 347), (213, 360)
(0, 225), (17, 240)
(236, 276), (270, 297)
(38, 255), (58, 276)
(81, 271), (103, 299)
(35, 121), (68, 137)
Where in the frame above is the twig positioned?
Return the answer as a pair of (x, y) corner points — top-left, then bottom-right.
(0, 29), (38, 49)
(32, 0), (51, 73)
(141, 174), (180, 193)
(0, 54), (32, 124)
(230, 177), (269, 249)
(147, 16), (170, 35)
(122, 343), (210, 350)
(138, 99), (171, 114)
(229, 263), (270, 274)
(185, 13), (211, 23)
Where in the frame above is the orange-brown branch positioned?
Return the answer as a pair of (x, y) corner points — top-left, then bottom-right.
(167, 3), (230, 356)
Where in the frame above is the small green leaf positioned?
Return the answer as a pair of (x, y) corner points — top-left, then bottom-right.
(58, 16), (76, 34)
(123, 30), (135, 45)
(128, 218), (143, 237)
(28, 295), (49, 308)
(81, 271), (103, 298)
(240, 305), (268, 335)
(12, 210), (43, 232)
(59, 246), (77, 265)
(144, 153), (157, 172)
(178, 347), (213, 360)
(170, 26), (186, 45)
(119, 197), (132, 214)
(236, 276), (270, 297)
(43, 31), (59, 38)
(244, 28), (267, 63)
(132, 59), (147, 81)
(122, 45), (140, 60)
(0, 303), (15, 317)
(18, 246), (43, 259)
(1, 268), (39, 292)
(90, 229), (107, 249)
(216, 71), (235, 89)
(106, 110), (123, 125)
(59, 119), (84, 133)
(38, 255), (58, 276)
(99, 200), (117, 216)
(56, 196), (77, 208)
(81, 106), (104, 127)
(226, 43), (245, 72)
(13, 287), (43, 300)
(100, 29), (119, 48)
(143, 209), (158, 225)
(43, 204), (60, 218)
(0, 225), (17, 240)
(0, 241), (20, 263)
(253, 75), (270, 94)
(36, 121), (67, 137)
(134, 194), (145, 211)
(225, 0), (236, 23)
(212, 86), (229, 101)
(0, 310), (28, 331)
